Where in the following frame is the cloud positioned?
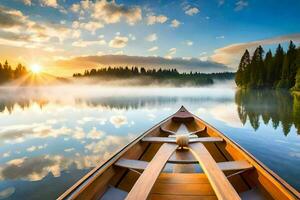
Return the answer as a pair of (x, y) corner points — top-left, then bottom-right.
(0, 154), (106, 182)
(76, 117), (107, 125)
(110, 115), (128, 128)
(184, 40), (193, 46)
(0, 156), (66, 181)
(72, 20), (104, 34)
(235, 0), (248, 11)
(92, 0), (142, 25)
(146, 33), (157, 42)
(148, 46), (158, 52)
(109, 36), (128, 48)
(209, 104), (243, 128)
(146, 14), (168, 25)
(80, 21), (104, 34)
(128, 33), (136, 40)
(0, 6), (28, 28)
(170, 19), (181, 28)
(64, 148), (74, 152)
(72, 29), (81, 38)
(85, 135), (131, 154)
(211, 33), (300, 68)
(22, 0), (32, 6)
(40, 0), (58, 8)
(185, 7), (199, 16)
(0, 6), (74, 48)
(70, 3), (80, 12)
(81, 0), (91, 9)
(0, 123), (71, 144)
(55, 54), (231, 73)
(165, 47), (177, 59)
(72, 39), (106, 47)
(87, 127), (105, 139)
(216, 35), (225, 39)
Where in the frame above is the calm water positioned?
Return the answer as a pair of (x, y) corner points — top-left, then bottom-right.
(0, 83), (300, 199)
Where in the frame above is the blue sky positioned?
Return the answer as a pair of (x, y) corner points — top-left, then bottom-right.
(0, 0), (299, 76)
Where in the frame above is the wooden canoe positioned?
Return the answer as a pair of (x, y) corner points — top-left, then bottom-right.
(58, 106), (300, 200)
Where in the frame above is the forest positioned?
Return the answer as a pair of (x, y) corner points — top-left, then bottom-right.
(73, 67), (235, 86)
(0, 61), (28, 84)
(0, 61), (235, 86)
(235, 41), (300, 90)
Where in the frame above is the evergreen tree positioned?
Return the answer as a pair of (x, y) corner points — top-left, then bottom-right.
(264, 50), (273, 87)
(278, 41), (297, 88)
(271, 44), (284, 87)
(249, 46), (264, 88)
(235, 49), (250, 87)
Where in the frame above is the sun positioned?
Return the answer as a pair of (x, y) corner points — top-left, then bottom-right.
(30, 64), (42, 74)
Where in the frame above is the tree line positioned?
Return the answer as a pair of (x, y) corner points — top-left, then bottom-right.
(0, 61), (28, 84)
(73, 66), (235, 86)
(235, 41), (300, 90)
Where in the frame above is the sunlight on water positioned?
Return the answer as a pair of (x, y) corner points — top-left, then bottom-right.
(0, 84), (299, 199)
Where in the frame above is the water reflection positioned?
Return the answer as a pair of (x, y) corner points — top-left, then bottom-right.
(0, 86), (299, 199)
(0, 86), (234, 112)
(235, 89), (300, 135)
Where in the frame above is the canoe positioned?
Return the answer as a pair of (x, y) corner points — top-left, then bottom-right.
(58, 106), (300, 200)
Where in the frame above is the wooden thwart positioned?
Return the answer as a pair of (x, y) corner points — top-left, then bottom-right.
(125, 143), (178, 200)
(160, 126), (206, 136)
(189, 143), (241, 200)
(142, 136), (223, 143)
(115, 158), (252, 172)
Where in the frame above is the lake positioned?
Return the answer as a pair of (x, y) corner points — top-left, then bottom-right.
(0, 82), (300, 199)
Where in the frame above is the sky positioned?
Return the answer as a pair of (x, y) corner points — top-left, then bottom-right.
(0, 0), (300, 76)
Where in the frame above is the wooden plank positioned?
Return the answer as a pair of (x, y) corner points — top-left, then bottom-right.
(115, 158), (252, 173)
(150, 173), (217, 199)
(150, 195), (217, 200)
(189, 143), (241, 200)
(172, 148), (195, 173)
(142, 137), (223, 143)
(218, 160), (252, 171)
(157, 173), (209, 184)
(118, 170), (140, 192)
(125, 143), (178, 200)
(151, 183), (215, 196)
(169, 134), (198, 138)
(115, 158), (148, 170)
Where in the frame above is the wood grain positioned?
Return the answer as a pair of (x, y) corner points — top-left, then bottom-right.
(125, 143), (178, 200)
(189, 143), (241, 200)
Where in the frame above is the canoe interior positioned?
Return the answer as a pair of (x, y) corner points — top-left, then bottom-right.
(59, 107), (300, 200)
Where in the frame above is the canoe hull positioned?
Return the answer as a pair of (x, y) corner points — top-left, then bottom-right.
(58, 106), (300, 200)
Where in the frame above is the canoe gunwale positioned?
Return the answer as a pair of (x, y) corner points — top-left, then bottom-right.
(57, 114), (173, 200)
(192, 114), (300, 199)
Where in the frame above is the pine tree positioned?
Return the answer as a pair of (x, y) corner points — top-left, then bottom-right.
(264, 50), (273, 87)
(278, 41), (297, 88)
(271, 44), (284, 87)
(249, 46), (264, 88)
(235, 49), (251, 87)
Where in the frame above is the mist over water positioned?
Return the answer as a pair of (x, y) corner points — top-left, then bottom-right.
(0, 81), (300, 199)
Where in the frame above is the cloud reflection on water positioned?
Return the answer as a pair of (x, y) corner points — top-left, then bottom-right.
(0, 85), (300, 199)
